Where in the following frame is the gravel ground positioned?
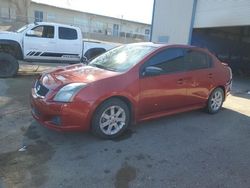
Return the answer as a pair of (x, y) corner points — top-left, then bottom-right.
(0, 67), (250, 188)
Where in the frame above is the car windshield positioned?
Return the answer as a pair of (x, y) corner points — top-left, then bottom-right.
(89, 44), (156, 72)
(16, 25), (29, 33)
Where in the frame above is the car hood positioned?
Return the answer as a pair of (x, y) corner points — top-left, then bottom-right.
(40, 64), (120, 90)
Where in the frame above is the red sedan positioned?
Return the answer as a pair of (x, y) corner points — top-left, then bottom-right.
(31, 43), (232, 138)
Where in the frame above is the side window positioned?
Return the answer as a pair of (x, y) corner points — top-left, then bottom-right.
(59, 27), (77, 40)
(146, 48), (186, 74)
(29, 25), (54, 38)
(185, 50), (211, 70)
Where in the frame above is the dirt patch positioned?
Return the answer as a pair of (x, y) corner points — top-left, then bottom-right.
(24, 125), (41, 140)
(0, 140), (54, 188)
(6, 75), (37, 106)
(135, 153), (145, 161)
(116, 149), (122, 154)
(114, 163), (137, 188)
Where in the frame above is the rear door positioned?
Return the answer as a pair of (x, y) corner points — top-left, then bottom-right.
(23, 25), (57, 60)
(139, 48), (188, 118)
(56, 27), (82, 62)
(184, 49), (215, 106)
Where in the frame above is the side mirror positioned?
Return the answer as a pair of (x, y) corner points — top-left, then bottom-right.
(142, 66), (164, 77)
(81, 56), (89, 64)
(26, 30), (35, 36)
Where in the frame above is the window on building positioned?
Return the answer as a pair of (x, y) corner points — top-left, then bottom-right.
(29, 25), (54, 38)
(185, 50), (212, 70)
(93, 21), (105, 33)
(74, 17), (88, 26)
(145, 29), (150, 35)
(113, 24), (119, 37)
(47, 13), (56, 21)
(34, 10), (43, 22)
(0, 7), (10, 19)
(59, 27), (78, 40)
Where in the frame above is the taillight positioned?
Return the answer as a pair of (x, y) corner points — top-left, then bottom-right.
(222, 62), (232, 80)
(221, 62), (228, 66)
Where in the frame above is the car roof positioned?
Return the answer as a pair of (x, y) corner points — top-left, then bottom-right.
(34, 22), (79, 29)
(127, 42), (194, 48)
(129, 42), (209, 52)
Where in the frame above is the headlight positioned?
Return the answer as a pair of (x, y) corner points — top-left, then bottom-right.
(54, 83), (87, 102)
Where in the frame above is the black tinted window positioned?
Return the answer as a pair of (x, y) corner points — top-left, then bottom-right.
(147, 48), (186, 73)
(59, 27), (77, 40)
(185, 50), (211, 70)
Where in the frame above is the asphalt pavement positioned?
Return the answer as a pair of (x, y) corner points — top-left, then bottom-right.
(0, 68), (250, 188)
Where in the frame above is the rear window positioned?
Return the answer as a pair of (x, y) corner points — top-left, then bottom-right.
(185, 50), (212, 70)
(59, 27), (77, 40)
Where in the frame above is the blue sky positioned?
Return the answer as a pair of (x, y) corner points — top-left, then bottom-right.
(33, 0), (154, 24)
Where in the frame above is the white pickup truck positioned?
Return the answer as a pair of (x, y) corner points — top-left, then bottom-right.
(0, 22), (117, 78)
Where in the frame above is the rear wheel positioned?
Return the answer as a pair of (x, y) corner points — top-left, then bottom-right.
(91, 98), (130, 139)
(0, 52), (19, 78)
(207, 88), (224, 114)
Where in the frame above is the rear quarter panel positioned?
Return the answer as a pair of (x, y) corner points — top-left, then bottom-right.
(212, 57), (232, 96)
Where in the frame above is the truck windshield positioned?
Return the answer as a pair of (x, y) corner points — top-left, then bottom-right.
(16, 25), (29, 33)
(89, 44), (156, 72)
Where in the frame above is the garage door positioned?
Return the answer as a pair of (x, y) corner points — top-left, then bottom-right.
(194, 0), (250, 28)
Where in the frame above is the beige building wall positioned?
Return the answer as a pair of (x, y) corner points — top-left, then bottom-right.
(28, 2), (150, 38)
(151, 0), (196, 44)
(0, 0), (150, 42)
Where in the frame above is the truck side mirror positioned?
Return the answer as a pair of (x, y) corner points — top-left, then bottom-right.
(81, 56), (89, 64)
(26, 30), (35, 36)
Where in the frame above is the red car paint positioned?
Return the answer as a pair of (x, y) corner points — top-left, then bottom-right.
(31, 43), (232, 132)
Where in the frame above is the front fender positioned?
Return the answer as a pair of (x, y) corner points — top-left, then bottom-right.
(0, 39), (23, 59)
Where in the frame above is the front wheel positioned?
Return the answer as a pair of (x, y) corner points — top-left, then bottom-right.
(91, 98), (130, 139)
(0, 52), (19, 78)
(207, 88), (224, 114)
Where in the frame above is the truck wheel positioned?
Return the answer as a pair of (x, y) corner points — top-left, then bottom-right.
(84, 48), (106, 60)
(0, 52), (19, 78)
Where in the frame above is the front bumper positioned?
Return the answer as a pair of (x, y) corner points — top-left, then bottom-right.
(30, 89), (92, 132)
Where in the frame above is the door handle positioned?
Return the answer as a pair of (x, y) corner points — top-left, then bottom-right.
(177, 78), (184, 84)
(177, 77), (191, 84)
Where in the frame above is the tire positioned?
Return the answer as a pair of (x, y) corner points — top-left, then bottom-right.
(91, 98), (130, 139)
(207, 87), (224, 114)
(0, 52), (19, 78)
(84, 48), (106, 60)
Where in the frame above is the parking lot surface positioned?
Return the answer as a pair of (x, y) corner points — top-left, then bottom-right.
(0, 68), (250, 188)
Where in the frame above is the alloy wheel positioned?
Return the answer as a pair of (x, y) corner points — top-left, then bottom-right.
(99, 105), (126, 135)
(210, 90), (223, 111)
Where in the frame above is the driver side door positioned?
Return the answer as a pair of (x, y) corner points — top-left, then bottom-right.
(23, 25), (57, 60)
(138, 48), (188, 119)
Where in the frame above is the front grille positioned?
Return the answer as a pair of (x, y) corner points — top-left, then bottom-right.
(35, 81), (49, 97)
